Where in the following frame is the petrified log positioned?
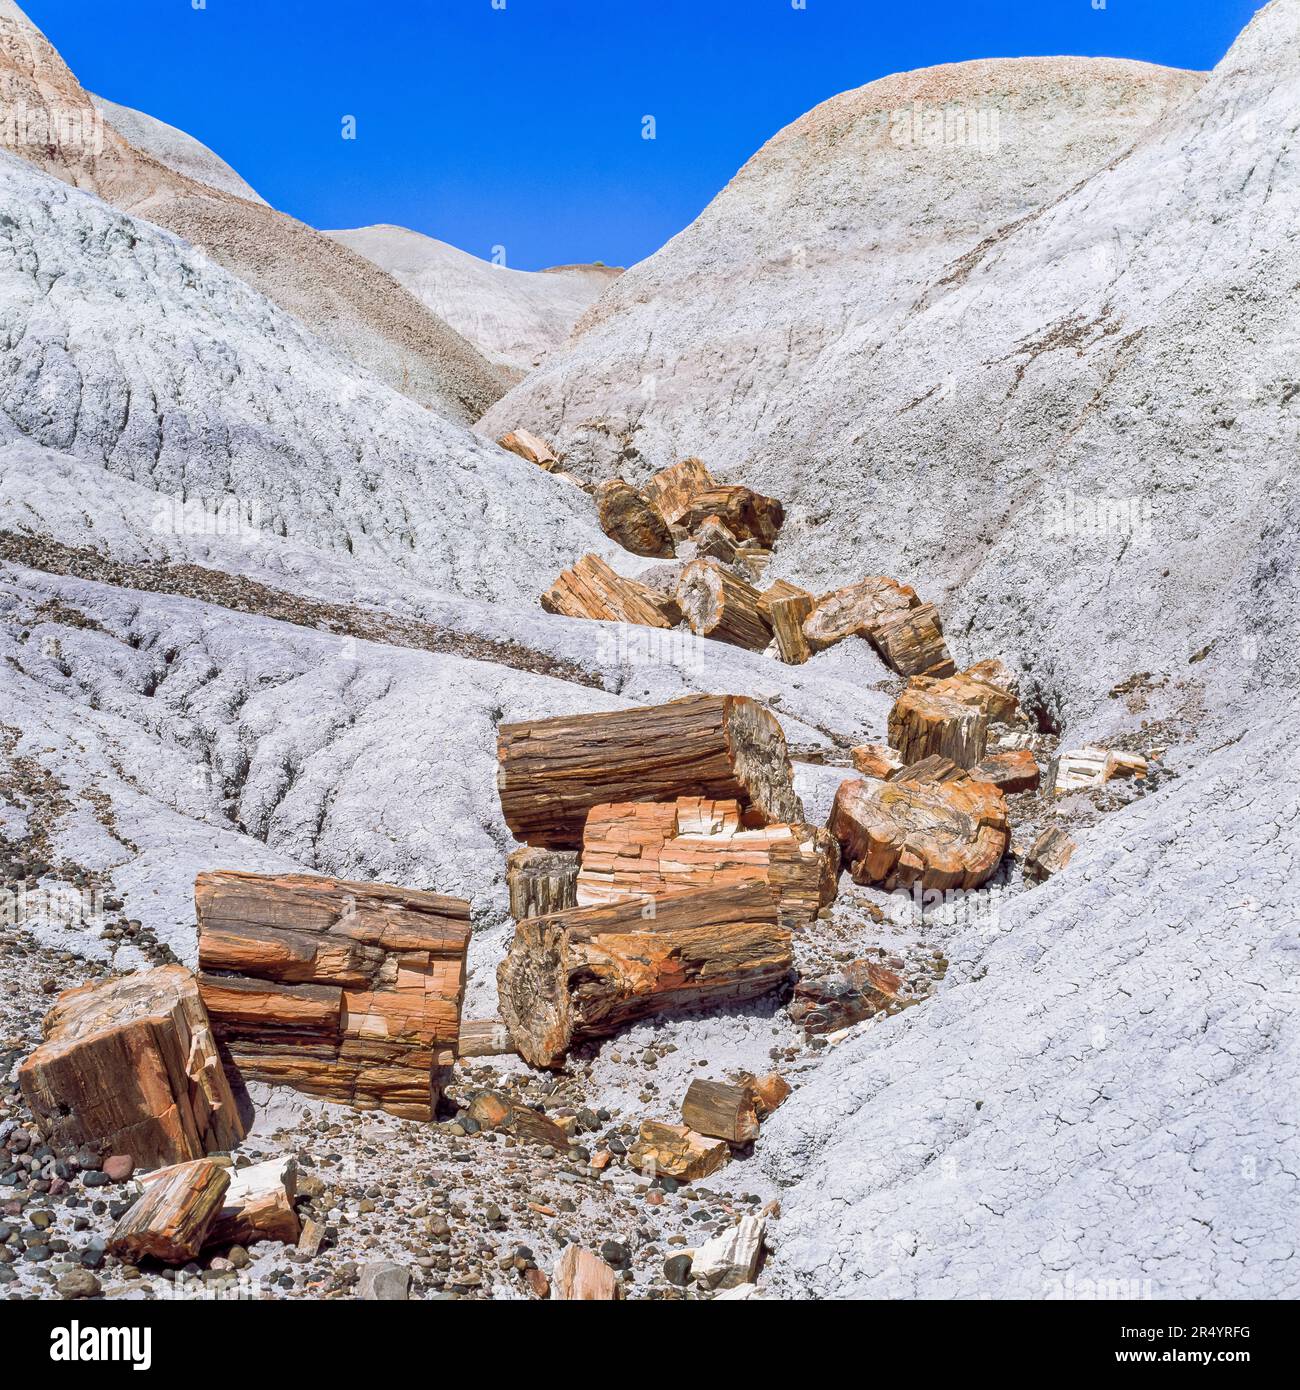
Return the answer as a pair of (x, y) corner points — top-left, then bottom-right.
(628, 1120), (729, 1179)
(742, 1071), (791, 1116)
(691, 515), (740, 564)
(595, 479), (675, 558)
(641, 457), (716, 527)
(18, 965), (244, 1169)
(457, 1018), (518, 1058)
(894, 755), (970, 784)
(1024, 826), (1078, 881)
(465, 1090), (576, 1148)
(207, 1155), (299, 1248)
(496, 881), (792, 1067)
(507, 846), (579, 920)
(829, 772), (1009, 891)
(974, 748), (1041, 794)
(676, 559), (772, 651)
(541, 553), (680, 628)
(497, 428), (558, 470)
(1051, 746), (1146, 794)
(196, 870), (470, 1122)
(802, 576), (919, 653)
(109, 1158), (229, 1265)
(675, 486), (785, 548)
(888, 682), (989, 769)
(872, 603), (956, 678)
(908, 665), (1022, 725)
(496, 694), (803, 849)
(574, 796), (837, 928)
(553, 1245), (622, 1300)
(850, 743), (905, 780)
(759, 580), (815, 665)
(788, 962), (905, 1034)
(681, 1079), (759, 1146)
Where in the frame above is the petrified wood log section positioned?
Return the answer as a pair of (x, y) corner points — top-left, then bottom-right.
(19, 965), (244, 1169)
(506, 846), (579, 920)
(496, 694), (803, 849)
(802, 576), (919, 653)
(575, 796), (837, 928)
(691, 516), (741, 564)
(675, 485), (785, 548)
(872, 603), (956, 678)
(973, 748), (1041, 793)
(553, 1244), (622, 1300)
(457, 1018), (518, 1058)
(1024, 826), (1078, 881)
(629, 1120), (730, 1179)
(641, 457), (716, 527)
(850, 743), (905, 780)
(595, 479), (675, 558)
(676, 559), (772, 651)
(196, 870), (470, 1121)
(541, 553), (680, 627)
(829, 771), (1009, 891)
(908, 665), (1023, 725)
(759, 580), (815, 665)
(109, 1158), (230, 1264)
(681, 1079), (760, 1146)
(497, 428), (559, 470)
(888, 681), (989, 769)
(496, 881), (792, 1068)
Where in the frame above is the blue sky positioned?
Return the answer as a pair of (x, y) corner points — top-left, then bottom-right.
(25, 0), (1261, 271)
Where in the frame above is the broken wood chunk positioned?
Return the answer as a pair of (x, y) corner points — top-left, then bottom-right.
(19, 965), (245, 1169)
(802, 576), (919, 653)
(691, 515), (741, 564)
(974, 748), (1041, 794)
(497, 428), (559, 470)
(628, 1120), (729, 1180)
(872, 602), (956, 678)
(196, 871), (470, 1121)
(507, 846), (579, 920)
(1024, 826), (1078, 881)
(759, 580), (815, 665)
(541, 553), (680, 628)
(553, 1244), (622, 1300)
(910, 665), (1022, 725)
(496, 694), (803, 849)
(109, 1158), (229, 1265)
(204, 1155), (299, 1249)
(595, 479), (675, 558)
(641, 457), (716, 526)
(676, 558), (772, 651)
(891, 755), (969, 785)
(675, 485), (785, 548)
(1052, 746), (1146, 793)
(496, 882), (792, 1068)
(574, 796), (837, 928)
(829, 771), (1009, 891)
(465, 1090), (576, 1148)
(850, 743), (906, 780)
(888, 681), (989, 769)
(681, 1079), (760, 1146)
(742, 1071), (791, 1117)
(789, 963), (904, 1034)
(456, 1018), (518, 1058)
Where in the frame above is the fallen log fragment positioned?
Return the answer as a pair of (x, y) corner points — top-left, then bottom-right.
(681, 1079), (760, 1146)
(18, 965), (244, 1169)
(628, 1120), (729, 1179)
(142, 1154), (300, 1250)
(974, 748), (1041, 794)
(641, 457), (716, 526)
(553, 1244), (622, 1300)
(675, 485), (785, 548)
(788, 962), (905, 1034)
(1024, 827), (1078, 881)
(872, 603), (956, 678)
(758, 580), (815, 664)
(457, 1018), (518, 1058)
(196, 871), (470, 1121)
(465, 1090), (576, 1148)
(677, 559), (772, 651)
(541, 553), (680, 628)
(802, 577), (919, 653)
(496, 881), (792, 1068)
(109, 1158), (229, 1265)
(496, 694), (803, 849)
(691, 516), (741, 564)
(507, 846), (579, 920)
(497, 429), (559, 470)
(595, 479), (675, 558)
(742, 1071), (791, 1116)
(888, 681), (989, 769)
(575, 796), (837, 928)
(829, 771), (1009, 891)
(850, 743), (905, 780)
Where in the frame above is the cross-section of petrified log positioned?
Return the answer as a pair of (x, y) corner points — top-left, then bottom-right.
(759, 580), (815, 664)
(872, 603), (956, 678)
(497, 428), (559, 470)
(109, 1158), (230, 1264)
(675, 485), (785, 548)
(676, 559), (773, 651)
(641, 457), (716, 526)
(908, 665), (1023, 725)
(138, 1154), (300, 1251)
(681, 1079), (760, 1146)
(496, 881), (792, 1067)
(575, 796), (837, 928)
(595, 479), (675, 558)
(541, 553), (680, 627)
(973, 748), (1041, 793)
(196, 870), (470, 1121)
(18, 965), (245, 1169)
(628, 1120), (730, 1179)
(802, 576), (920, 653)
(888, 681), (989, 769)
(496, 694), (803, 849)
(507, 846), (579, 920)
(828, 772), (1009, 891)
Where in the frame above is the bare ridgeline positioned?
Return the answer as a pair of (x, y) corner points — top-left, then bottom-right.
(13, 447), (1148, 1297)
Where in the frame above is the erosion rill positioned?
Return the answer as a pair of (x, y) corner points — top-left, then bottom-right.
(195, 870), (471, 1121)
(496, 694), (804, 849)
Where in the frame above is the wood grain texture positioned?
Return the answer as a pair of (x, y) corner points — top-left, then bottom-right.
(540, 552), (681, 627)
(595, 479), (675, 558)
(109, 1158), (230, 1264)
(681, 1078), (760, 1145)
(677, 558), (772, 651)
(640, 457), (716, 527)
(506, 846), (579, 920)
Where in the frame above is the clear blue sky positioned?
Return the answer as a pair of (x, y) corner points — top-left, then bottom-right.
(25, 0), (1261, 271)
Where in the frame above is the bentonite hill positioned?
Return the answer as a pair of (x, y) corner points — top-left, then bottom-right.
(0, 0), (1295, 1309)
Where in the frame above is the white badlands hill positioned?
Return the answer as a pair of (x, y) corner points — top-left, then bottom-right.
(330, 224), (620, 376)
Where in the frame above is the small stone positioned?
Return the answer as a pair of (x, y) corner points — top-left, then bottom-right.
(102, 1154), (134, 1183)
(357, 1261), (410, 1301)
